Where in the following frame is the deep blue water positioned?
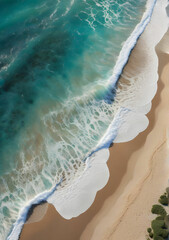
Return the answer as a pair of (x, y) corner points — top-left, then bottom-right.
(0, 0), (149, 238)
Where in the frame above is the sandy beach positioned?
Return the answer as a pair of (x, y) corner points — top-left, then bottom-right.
(19, 9), (169, 240)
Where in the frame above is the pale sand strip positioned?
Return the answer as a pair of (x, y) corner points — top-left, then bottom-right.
(20, 29), (169, 240)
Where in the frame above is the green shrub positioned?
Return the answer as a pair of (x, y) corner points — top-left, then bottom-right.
(147, 228), (152, 233)
(154, 236), (165, 240)
(151, 219), (168, 239)
(161, 230), (168, 238)
(151, 205), (167, 216)
(164, 215), (169, 229)
(159, 194), (168, 206)
(151, 219), (165, 229)
(149, 232), (153, 238)
(146, 189), (169, 240)
(156, 216), (164, 221)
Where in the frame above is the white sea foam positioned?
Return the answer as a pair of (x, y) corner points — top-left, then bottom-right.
(7, 0), (169, 239)
(48, 149), (110, 219)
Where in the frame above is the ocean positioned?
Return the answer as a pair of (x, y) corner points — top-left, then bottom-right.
(0, 0), (160, 239)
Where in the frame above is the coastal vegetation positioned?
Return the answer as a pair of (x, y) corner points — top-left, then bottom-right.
(146, 188), (169, 240)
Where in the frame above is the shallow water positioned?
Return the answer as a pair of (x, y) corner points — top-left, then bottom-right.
(0, 0), (149, 238)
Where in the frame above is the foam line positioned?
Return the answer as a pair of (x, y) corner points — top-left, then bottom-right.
(107, 0), (157, 89)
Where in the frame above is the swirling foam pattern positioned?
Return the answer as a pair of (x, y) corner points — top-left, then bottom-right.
(0, 0), (148, 238)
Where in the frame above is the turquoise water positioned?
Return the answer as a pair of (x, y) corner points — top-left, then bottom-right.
(0, 0), (149, 238)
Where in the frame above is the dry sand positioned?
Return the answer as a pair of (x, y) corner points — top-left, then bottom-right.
(20, 23), (169, 240)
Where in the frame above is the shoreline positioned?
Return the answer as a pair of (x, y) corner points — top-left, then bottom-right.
(19, 47), (169, 240)
(25, 201), (48, 224)
(20, 5), (169, 240)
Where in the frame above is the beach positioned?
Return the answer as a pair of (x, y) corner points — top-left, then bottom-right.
(19, 6), (169, 240)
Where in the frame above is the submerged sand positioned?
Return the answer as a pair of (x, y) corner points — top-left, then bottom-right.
(20, 16), (169, 240)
